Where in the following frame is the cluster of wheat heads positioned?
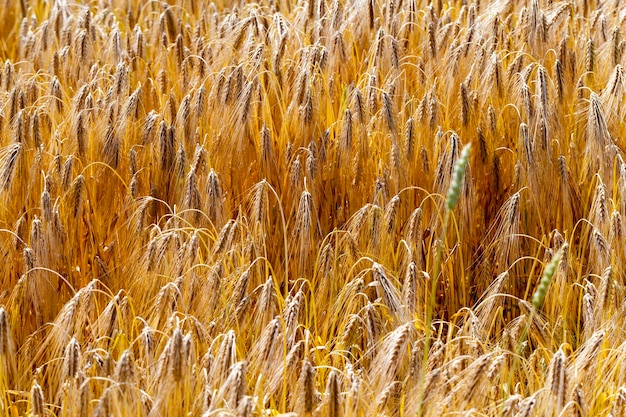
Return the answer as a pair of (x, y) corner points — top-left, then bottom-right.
(2, 0), (626, 416)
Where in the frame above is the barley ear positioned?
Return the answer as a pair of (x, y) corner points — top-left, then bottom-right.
(30, 379), (45, 416)
(532, 243), (567, 309)
(446, 143), (471, 211)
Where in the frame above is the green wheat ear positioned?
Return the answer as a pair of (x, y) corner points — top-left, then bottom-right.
(446, 143), (471, 211)
(532, 243), (567, 309)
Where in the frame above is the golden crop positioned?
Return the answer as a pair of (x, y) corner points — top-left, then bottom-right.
(0, 0), (625, 415)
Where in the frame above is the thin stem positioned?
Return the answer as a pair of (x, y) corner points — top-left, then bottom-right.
(417, 209), (451, 417)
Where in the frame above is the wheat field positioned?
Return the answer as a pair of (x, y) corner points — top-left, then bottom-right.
(0, 0), (625, 415)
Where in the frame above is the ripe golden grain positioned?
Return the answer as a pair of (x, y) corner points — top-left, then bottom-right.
(1, 0), (626, 416)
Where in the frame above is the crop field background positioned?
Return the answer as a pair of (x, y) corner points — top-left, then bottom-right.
(0, 0), (626, 415)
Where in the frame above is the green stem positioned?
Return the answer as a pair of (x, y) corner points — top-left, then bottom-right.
(416, 209), (450, 417)
(501, 307), (536, 414)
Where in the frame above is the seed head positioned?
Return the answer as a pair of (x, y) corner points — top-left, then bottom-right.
(532, 243), (567, 309)
(446, 143), (471, 211)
